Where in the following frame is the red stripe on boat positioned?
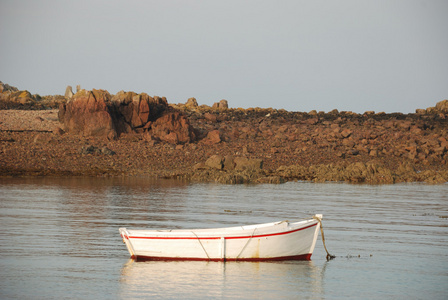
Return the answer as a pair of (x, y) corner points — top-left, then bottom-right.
(128, 223), (317, 240)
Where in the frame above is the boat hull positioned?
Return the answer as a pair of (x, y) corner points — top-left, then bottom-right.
(119, 215), (322, 261)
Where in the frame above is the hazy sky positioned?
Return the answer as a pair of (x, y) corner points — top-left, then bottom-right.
(1, 0), (447, 113)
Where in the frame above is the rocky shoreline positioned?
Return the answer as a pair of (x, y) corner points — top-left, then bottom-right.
(1, 82), (447, 184)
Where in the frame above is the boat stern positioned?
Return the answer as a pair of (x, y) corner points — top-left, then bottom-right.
(307, 214), (323, 258)
(313, 214), (323, 221)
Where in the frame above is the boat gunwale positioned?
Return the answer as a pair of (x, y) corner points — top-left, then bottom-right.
(120, 219), (319, 240)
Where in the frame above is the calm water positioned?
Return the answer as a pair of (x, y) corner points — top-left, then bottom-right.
(0, 178), (447, 299)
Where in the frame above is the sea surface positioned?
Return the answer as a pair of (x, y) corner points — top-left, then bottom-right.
(0, 177), (447, 299)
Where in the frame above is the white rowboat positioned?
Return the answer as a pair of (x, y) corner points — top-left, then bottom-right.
(119, 214), (323, 261)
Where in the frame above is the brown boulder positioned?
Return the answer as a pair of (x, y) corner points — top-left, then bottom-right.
(0, 81), (19, 93)
(341, 129), (353, 138)
(111, 92), (168, 133)
(423, 100), (448, 114)
(16, 91), (36, 105)
(234, 157), (263, 170)
(305, 118), (318, 125)
(151, 111), (196, 144)
(185, 97), (199, 109)
(415, 108), (426, 114)
(205, 155), (224, 170)
(435, 99), (448, 113)
(65, 86), (74, 99)
(212, 99), (228, 109)
(204, 130), (221, 144)
(0, 90), (37, 106)
(223, 155), (236, 170)
(204, 113), (218, 122)
(59, 89), (117, 139)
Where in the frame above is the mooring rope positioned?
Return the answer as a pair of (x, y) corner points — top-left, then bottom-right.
(191, 231), (210, 260)
(313, 216), (335, 261)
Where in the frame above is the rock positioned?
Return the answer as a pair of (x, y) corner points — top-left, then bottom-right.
(0, 83), (39, 109)
(59, 89), (117, 139)
(53, 127), (65, 135)
(110, 92), (168, 133)
(398, 121), (412, 130)
(15, 91), (36, 105)
(336, 151), (345, 158)
(101, 147), (116, 155)
(329, 109), (339, 115)
(33, 133), (47, 143)
(65, 86), (74, 99)
(204, 130), (221, 144)
(234, 157), (263, 170)
(151, 111), (196, 144)
(162, 132), (179, 144)
(0, 81), (19, 93)
(277, 162), (396, 184)
(423, 100), (448, 114)
(305, 118), (318, 125)
(205, 155), (224, 170)
(185, 98), (198, 109)
(58, 88), (197, 142)
(212, 99), (228, 109)
(415, 108), (426, 114)
(193, 162), (207, 170)
(200, 155), (263, 172)
(426, 107), (436, 114)
(350, 149), (360, 156)
(223, 155), (236, 170)
(219, 99), (229, 108)
(80, 145), (97, 154)
(204, 113), (218, 122)
(435, 99), (448, 113)
(341, 129), (353, 138)
(275, 132), (287, 140)
(440, 138), (448, 149)
(80, 145), (115, 155)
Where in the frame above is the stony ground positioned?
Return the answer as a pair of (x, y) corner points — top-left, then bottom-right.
(1, 107), (447, 184)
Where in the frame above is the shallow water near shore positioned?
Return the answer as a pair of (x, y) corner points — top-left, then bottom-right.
(0, 178), (447, 299)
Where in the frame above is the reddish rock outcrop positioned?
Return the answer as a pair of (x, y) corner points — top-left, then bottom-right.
(58, 89), (117, 139)
(58, 89), (196, 143)
(110, 91), (168, 134)
(151, 111), (196, 144)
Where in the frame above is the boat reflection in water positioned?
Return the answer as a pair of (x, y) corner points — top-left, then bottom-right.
(119, 259), (326, 299)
